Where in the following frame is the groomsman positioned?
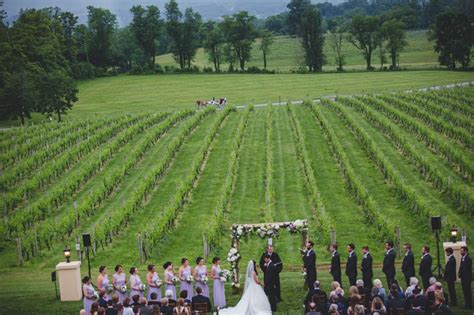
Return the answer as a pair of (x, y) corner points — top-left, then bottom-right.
(260, 245), (283, 302)
(459, 246), (472, 309)
(402, 243), (416, 287)
(330, 244), (342, 286)
(303, 241), (317, 291)
(419, 246), (433, 290)
(345, 243), (357, 286)
(382, 241), (396, 287)
(361, 246), (373, 290)
(444, 247), (457, 306)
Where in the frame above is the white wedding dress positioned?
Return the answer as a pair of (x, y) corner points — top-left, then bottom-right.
(219, 261), (272, 315)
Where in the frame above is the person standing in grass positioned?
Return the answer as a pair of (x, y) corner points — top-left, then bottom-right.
(147, 264), (162, 302)
(163, 262), (177, 300)
(459, 246), (472, 309)
(97, 266), (111, 301)
(419, 246), (433, 290)
(194, 257), (209, 297)
(402, 243), (415, 288)
(361, 246), (373, 290)
(113, 265), (127, 304)
(346, 243), (357, 286)
(179, 258), (193, 299)
(330, 244), (342, 286)
(444, 247), (457, 306)
(129, 267), (144, 298)
(82, 276), (96, 315)
(211, 256), (226, 309)
(383, 241), (396, 288)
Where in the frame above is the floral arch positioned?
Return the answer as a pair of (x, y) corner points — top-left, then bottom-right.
(226, 219), (308, 289)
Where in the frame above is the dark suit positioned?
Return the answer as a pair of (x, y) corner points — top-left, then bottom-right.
(444, 255), (457, 306)
(191, 294), (212, 314)
(345, 251), (357, 286)
(330, 251), (342, 285)
(402, 250), (416, 287)
(419, 253), (433, 290)
(303, 249), (317, 290)
(260, 251), (283, 301)
(304, 288), (327, 313)
(361, 252), (373, 289)
(264, 261), (278, 312)
(383, 249), (396, 287)
(459, 254), (472, 308)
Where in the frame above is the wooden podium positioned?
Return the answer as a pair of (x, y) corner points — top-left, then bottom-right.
(442, 241), (466, 283)
(56, 261), (82, 301)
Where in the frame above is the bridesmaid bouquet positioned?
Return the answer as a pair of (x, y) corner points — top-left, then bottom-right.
(119, 285), (127, 293)
(219, 270), (231, 282)
(139, 283), (147, 291)
(106, 284), (114, 294)
(172, 276), (179, 284)
(154, 279), (163, 288)
(92, 290), (99, 300)
(201, 275), (209, 285)
(185, 275), (194, 283)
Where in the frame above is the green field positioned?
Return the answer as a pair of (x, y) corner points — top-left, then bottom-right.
(156, 30), (439, 72)
(1, 83), (473, 314)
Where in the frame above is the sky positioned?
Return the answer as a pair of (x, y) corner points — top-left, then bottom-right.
(3, 0), (342, 25)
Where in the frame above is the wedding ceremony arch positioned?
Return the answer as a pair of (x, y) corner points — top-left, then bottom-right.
(226, 219), (308, 289)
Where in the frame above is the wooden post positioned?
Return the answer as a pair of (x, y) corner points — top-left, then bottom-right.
(203, 233), (209, 261)
(302, 230), (308, 249)
(16, 237), (23, 267)
(137, 233), (143, 264)
(76, 236), (82, 262)
(34, 224), (39, 255)
(395, 227), (401, 258)
(330, 229), (336, 245)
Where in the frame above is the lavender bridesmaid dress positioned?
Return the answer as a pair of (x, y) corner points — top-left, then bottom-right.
(180, 266), (194, 298)
(101, 275), (111, 301)
(148, 272), (162, 301)
(130, 274), (144, 298)
(212, 265), (226, 308)
(113, 273), (127, 303)
(165, 271), (176, 299)
(195, 265), (209, 297)
(83, 283), (95, 315)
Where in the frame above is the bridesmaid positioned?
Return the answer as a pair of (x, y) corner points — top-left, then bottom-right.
(97, 265), (110, 301)
(129, 266), (144, 298)
(82, 276), (96, 315)
(163, 261), (177, 300)
(194, 257), (209, 297)
(211, 257), (226, 309)
(113, 264), (127, 303)
(179, 258), (194, 298)
(147, 264), (162, 301)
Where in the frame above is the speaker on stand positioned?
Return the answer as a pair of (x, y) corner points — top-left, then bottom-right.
(430, 216), (444, 278)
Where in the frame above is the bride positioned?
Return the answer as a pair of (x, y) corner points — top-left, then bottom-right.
(219, 260), (272, 315)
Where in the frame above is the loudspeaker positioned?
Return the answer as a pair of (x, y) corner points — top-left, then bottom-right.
(51, 271), (56, 282)
(82, 233), (91, 247)
(431, 216), (442, 231)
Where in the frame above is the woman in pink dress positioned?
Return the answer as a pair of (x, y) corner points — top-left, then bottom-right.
(163, 261), (177, 300)
(129, 266), (144, 298)
(147, 264), (162, 301)
(97, 265), (111, 301)
(113, 264), (127, 303)
(194, 257), (209, 297)
(82, 276), (97, 315)
(179, 258), (194, 298)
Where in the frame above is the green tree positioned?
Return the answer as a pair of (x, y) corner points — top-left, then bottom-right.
(260, 30), (274, 70)
(0, 1), (6, 26)
(299, 6), (325, 72)
(112, 26), (140, 71)
(222, 43), (237, 72)
(183, 8), (202, 69)
(165, 0), (185, 69)
(130, 5), (162, 69)
(55, 11), (79, 63)
(221, 11), (257, 71)
(38, 70), (78, 121)
(327, 17), (347, 71)
(348, 14), (380, 70)
(287, 0), (311, 35)
(201, 21), (224, 72)
(380, 19), (407, 70)
(86, 6), (117, 68)
(74, 24), (91, 63)
(430, 11), (473, 70)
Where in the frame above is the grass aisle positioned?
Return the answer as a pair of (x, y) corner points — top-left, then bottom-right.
(293, 106), (379, 259)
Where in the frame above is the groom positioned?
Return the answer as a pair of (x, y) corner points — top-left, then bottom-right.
(263, 254), (278, 312)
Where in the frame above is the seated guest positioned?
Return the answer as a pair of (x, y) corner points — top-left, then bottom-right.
(305, 301), (320, 315)
(372, 279), (387, 303)
(105, 300), (118, 315)
(139, 297), (152, 315)
(408, 287), (427, 313)
(148, 292), (161, 307)
(370, 296), (387, 315)
(98, 291), (108, 308)
(131, 294), (141, 308)
(304, 280), (327, 312)
(432, 291), (453, 315)
(405, 277), (421, 298)
(330, 281), (345, 297)
(111, 295), (119, 308)
(165, 289), (176, 307)
(349, 286), (359, 297)
(122, 298), (134, 315)
(179, 290), (191, 306)
(351, 304), (365, 315)
(160, 298), (173, 315)
(390, 279), (404, 293)
(356, 279), (370, 307)
(329, 287), (347, 314)
(425, 277), (437, 296)
(387, 284), (406, 311)
(90, 302), (100, 315)
(114, 303), (123, 315)
(327, 303), (340, 315)
(191, 286), (212, 313)
(173, 298), (190, 315)
(347, 294), (362, 315)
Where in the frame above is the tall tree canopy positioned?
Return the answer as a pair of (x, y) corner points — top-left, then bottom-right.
(348, 14), (380, 70)
(86, 6), (117, 68)
(130, 5), (161, 69)
(380, 19), (407, 69)
(287, 0), (311, 35)
(299, 6), (325, 72)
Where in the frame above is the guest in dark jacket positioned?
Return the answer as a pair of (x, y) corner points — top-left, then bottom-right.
(361, 246), (373, 290)
(105, 300), (118, 315)
(444, 247), (457, 306)
(304, 280), (328, 313)
(387, 284), (406, 311)
(402, 243), (416, 287)
(419, 246), (433, 290)
(459, 246), (472, 309)
(191, 286), (212, 313)
(330, 244), (342, 286)
(148, 292), (161, 307)
(160, 298), (173, 315)
(98, 291), (108, 308)
(383, 241), (396, 288)
(345, 243), (357, 286)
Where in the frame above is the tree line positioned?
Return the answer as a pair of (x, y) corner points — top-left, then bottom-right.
(0, 0), (472, 124)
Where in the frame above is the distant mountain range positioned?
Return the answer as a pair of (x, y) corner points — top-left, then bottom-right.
(4, 0), (344, 26)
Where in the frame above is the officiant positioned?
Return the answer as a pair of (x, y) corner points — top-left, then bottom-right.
(259, 244), (283, 302)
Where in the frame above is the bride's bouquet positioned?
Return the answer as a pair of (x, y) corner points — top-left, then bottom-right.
(172, 276), (179, 284)
(219, 269), (231, 282)
(185, 275), (194, 283)
(139, 283), (147, 291)
(200, 275), (208, 285)
(105, 284), (114, 294)
(154, 279), (163, 288)
(119, 285), (127, 293)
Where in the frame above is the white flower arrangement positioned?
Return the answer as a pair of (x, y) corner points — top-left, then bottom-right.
(172, 276), (179, 284)
(139, 283), (147, 291)
(185, 275), (194, 283)
(201, 275), (209, 285)
(302, 271), (307, 279)
(154, 279), (163, 288)
(219, 269), (231, 282)
(105, 284), (114, 294)
(93, 290), (99, 299)
(287, 219), (308, 233)
(119, 285), (127, 293)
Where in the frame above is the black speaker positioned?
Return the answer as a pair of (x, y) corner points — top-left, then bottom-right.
(51, 271), (56, 282)
(82, 233), (91, 247)
(431, 216), (442, 231)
